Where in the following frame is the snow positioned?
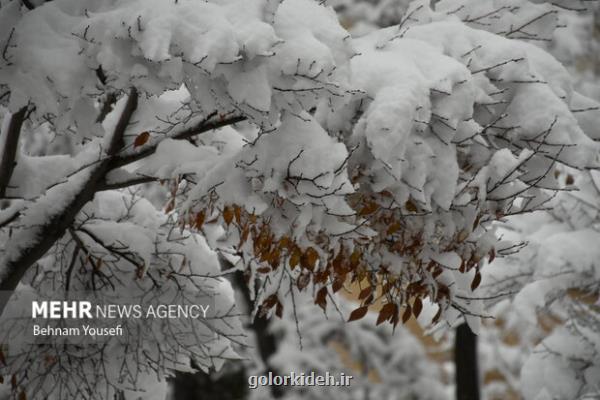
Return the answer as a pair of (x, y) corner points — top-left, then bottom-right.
(1, 0), (600, 398)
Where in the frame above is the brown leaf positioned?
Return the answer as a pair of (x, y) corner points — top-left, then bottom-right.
(405, 199), (418, 212)
(0, 375), (3, 384)
(0, 348), (5, 366)
(19, 390), (26, 400)
(313, 270), (328, 285)
(269, 248), (281, 268)
(348, 305), (369, 322)
(566, 174), (574, 185)
(279, 236), (291, 250)
(437, 284), (450, 301)
(262, 295), (278, 310)
(222, 206), (234, 226)
(256, 267), (271, 274)
(402, 305), (412, 324)
(471, 272), (482, 291)
(194, 211), (205, 229)
(289, 248), (301, 269)
(358, 286), (372, 300)
(386, 222), (402, 236)
(332, 279), (344, 293)
(349, 249), (361, 268)
(488, 248), (496, 263)
(376, 303), (396, 326)
(11, 374), (16, 389)
(314, 287), (328, 311)
(275, 300), (284, 318)
(239, 226), (249, 247)
(413, 297), (423, 318)
(358, 201), (379, 217)
(301, 247), (319, 270)
(133, 131), (150, 148)
(233, 205), (242, 224)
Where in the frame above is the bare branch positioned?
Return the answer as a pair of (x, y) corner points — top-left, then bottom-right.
(109, 114), (246, 169)
(97, 175), (158, 191)
(0, 89), (139, 310)
(107, 87), (138, 156)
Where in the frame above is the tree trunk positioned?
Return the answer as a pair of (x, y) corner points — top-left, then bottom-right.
(454, 323), (480, 400)
(168, 268), (284, 400)
(169, 367), (248, 400)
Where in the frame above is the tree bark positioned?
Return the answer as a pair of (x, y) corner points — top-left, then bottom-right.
(0, 107), (27, 202)
(454, 323), (480, 400)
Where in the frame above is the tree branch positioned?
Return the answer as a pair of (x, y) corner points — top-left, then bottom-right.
(97, 175), (158, 191)
(0, 107), (27, 201)
(108, 87), (138, 156)
(21, 0), (35, 10)
(0, 90), (138, 311)
(109, 114), (246, 170)
(0, 91), (246, 316)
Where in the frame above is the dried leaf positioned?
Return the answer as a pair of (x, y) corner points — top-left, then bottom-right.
(350, 249), (361, 268)
(275, 301), (283, 318)
(279, 236), (291, 250)
(358, 286), (372, 300)
(566, 174), (574, 185)
(133, 131), (150, 148)
(233, 205), (242, 224)
(376, 303), (396, 325)
(332, 279), (344, 293)
(223, 206), (234, 225)
(239, 226), (249, 247)
(19, 390), (26, 400)
(194, 211), (205, 229)
(348, 305), (369, 322)
(413, 297), (423, 318)
(402, 305), (412, 324)
(358, 201), (379, 216)
(405, 199), (418, 212)
(471, 272), (482, 291)
(301, 247), (319, 270)
(289, 248), (301, 269)
(0, 348), (5, 366)
(386, 222), (402, 235)
(262, 295), (278, 310)
(315, 287), (328, 311)
(488, 248), (496, 263)
(256, 267), (271, 274)
(11, 374), (16, 389)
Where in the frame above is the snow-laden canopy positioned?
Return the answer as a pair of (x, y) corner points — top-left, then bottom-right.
(0, 0), (599, 398)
